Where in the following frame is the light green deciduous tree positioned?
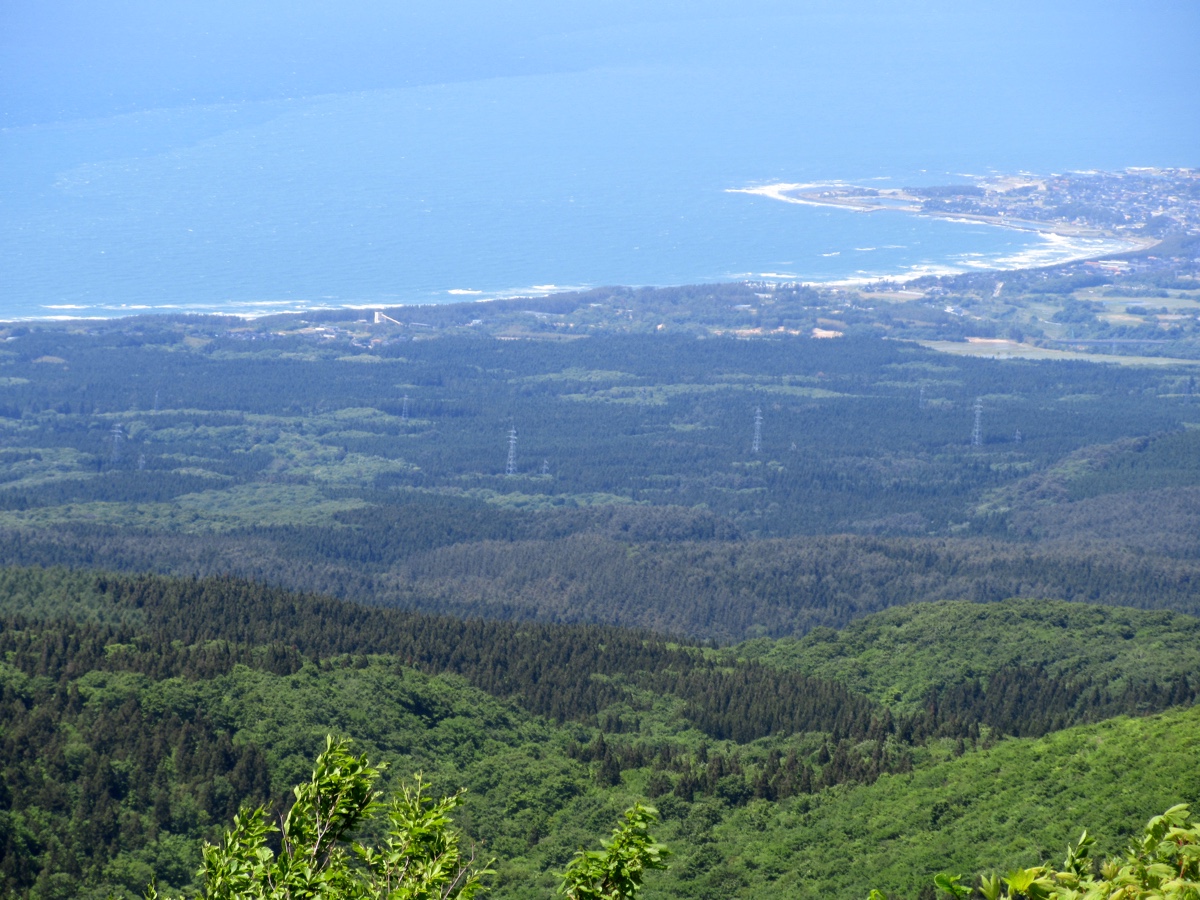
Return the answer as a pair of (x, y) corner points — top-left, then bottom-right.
(921, 804), (1200, 900)
(149, 735), (668, 900)
(558, 803), (670, 900)
(149, 735), (490, 900)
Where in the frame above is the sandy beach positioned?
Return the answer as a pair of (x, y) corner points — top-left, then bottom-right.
(728, 181), (1160, 287)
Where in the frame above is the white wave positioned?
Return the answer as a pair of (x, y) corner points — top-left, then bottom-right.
(24, 314), (107, 321)
(980, 233), (1138, 270)
(801, 229), (1146, 288)
(464, 282), (594, 303)
(937, 216), (994, 226)
(899, 263), (965, 278)
(447, 288), (483, 295)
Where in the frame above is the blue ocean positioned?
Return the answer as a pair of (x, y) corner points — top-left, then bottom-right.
(2, 1), (1197, 319)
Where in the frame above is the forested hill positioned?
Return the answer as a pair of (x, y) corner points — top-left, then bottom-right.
(1, 326), (1199, 640)
(3, 567), (1198, 736)
(739, 597), (1200, 709)
(0, 567), (1197, 898)
(4, 515), (1200, 642)
(1, 316), (1199, 896)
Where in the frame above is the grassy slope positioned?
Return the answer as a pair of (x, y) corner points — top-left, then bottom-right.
(737, 597), (1200, 707)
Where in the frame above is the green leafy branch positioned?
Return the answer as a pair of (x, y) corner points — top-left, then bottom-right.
(148, 735), (491, 900)
(907, 804), (1200, 900)
(148, 735), (668, 900)
(558, 803), (670, 900)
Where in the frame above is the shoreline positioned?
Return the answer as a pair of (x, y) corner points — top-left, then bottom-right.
(726, 182), (1160, 287)
(3, 178), (1172, 322)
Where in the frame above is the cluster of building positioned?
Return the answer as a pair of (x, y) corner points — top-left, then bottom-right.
(917, 168), (1200, 236)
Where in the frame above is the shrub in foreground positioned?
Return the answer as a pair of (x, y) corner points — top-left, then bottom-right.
(148, 736), (667, 900)
(902, 804), (1200, 900)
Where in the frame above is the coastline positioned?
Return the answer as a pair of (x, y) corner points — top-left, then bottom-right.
(4, 174), (1175, 322)
(727, 182), (1160, 287)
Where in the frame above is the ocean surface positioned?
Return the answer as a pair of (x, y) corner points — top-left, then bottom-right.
(2, 1), (1198, 320)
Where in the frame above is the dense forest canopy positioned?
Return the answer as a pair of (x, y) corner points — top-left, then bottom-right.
(0, 322), (1199, 640)
(0, 568), (1197, 899)
(0, 302), (1198, 898)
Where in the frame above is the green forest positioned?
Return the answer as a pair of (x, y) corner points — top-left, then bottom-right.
(0, 310), (1197, 898)
(0, 568), (1198, 899)
(1, 322), (1200, 639)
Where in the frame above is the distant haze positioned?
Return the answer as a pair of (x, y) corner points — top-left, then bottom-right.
(2, 0), (1198, 317)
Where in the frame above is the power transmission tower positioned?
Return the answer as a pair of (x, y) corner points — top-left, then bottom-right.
(752, 407), (763, 454)
(1013, 428), (1022, 444)
(541, 458), (550, 476)
(971, 398), (983, 447)
(506, 427), (517, 476)
(110, 423), (124, 463)
(401, 395), (409, 422)
(919, 385), (925, 409)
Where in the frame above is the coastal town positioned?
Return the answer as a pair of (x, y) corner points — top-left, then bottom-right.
(781, 167), (1200, 242)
